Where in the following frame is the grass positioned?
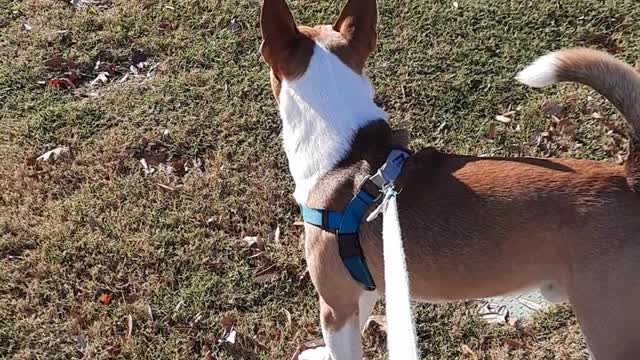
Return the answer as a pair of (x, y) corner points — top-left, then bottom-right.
(1, 0), (639, 358)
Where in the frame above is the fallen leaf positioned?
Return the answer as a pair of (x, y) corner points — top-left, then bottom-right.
(190, 312), (205, 328)
(461, 344), (478, 359)
(70, 0), (109, 10)
(487, 122), (496, 140)
(98, 292), (112, 305)
(541, 101), (565, 118)
(241, 236), (265, 251)
(273, 226), (281, 243)
(219, 328), (236, 344)
(220, 313), (235, 331)
(477, 302), (509, 324)
(90, 72), (109, 86)
(96, 62), (116, 76)
(44, 56), (67, 70)
(242, 236), (259, 247)
(518, 298), (543, 311)
(228, 19), (242, 33)
(495, 114), (511, 123)
(503, 338), (525, 349)
(48, 77), (77, 90)
(365, 314), (387, 332)
(282, 309), (292, 327)
(127, 315), (133, 338)
(139, 158), (153, 175)
(156, 183), (176, 192)
(130, 50), (148, 67)
(37, 146), (69, 162)
(158, 20), (176, 32)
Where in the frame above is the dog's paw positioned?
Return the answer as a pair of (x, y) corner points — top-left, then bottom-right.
(297, 346), (332, 360)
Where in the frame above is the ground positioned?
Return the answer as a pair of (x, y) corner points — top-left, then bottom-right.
(1, 0), (639, 359)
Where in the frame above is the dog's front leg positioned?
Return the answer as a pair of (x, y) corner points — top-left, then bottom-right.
(298, 292), (375, 360)
(320, 297), (363, 360)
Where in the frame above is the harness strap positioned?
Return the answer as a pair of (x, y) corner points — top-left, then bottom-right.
(299, 148), (411, 291)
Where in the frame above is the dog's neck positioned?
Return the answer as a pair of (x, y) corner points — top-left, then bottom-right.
(278, 43), (388, 204)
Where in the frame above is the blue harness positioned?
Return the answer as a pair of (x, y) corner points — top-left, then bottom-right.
(299, 149), (411, 291)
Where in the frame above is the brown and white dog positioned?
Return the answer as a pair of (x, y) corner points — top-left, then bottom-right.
(259, 0), (640, 359)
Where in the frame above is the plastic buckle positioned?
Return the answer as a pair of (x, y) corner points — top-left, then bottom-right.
(357, 175), (383, 203)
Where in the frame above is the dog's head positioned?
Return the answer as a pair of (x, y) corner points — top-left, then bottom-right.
(260, 0), (378, 100)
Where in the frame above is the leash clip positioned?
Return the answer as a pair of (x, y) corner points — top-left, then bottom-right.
(366, 184), (400, 222)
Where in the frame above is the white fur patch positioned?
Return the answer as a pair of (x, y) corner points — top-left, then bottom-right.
(278, 43), (388, 204)
(516, 52), (560, 88)
(323, 317), (362, 360)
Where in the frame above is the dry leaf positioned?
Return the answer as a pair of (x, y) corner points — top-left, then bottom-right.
(365, 314), (387, 333)
(241, 236), (265, 250)
(70, 0), (99, 10)
(282, 309), (292, 327)
(130, 50), (148, 67)
(90, 72), (109, 86)
(461, 344), (478, 360)
(44, 56), (67, 70)
(487, 122), (496, 140)
(37, 146), (70, 162)
(98, 292), (112, 305)
(219, 329), (236, 344)
(518, 298), (543, 311)
(127, 315), (133, 337)
(228, 19), (242, 33)
(156, 183), (176, 192)
(273, 226), (281, 243)
(541, 101), (565, 118)
(220, 313), (236, 331)
(495, 114), (511, 123)
(158, 20), (176, 32)
(477, 302), (509, 324)
(503, 338), (525, 349)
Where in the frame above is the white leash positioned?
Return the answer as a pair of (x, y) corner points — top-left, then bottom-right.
(369, 186), (419, 360)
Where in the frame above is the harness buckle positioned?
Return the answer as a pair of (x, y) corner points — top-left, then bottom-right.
(357, 175), (383, 203)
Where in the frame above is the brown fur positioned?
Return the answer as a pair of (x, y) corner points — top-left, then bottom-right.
(260, 0), (640, 358)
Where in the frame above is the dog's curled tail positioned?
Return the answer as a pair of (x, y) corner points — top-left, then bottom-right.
(516, 48), (640, 189)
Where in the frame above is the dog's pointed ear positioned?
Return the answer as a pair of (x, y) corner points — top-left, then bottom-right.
(334, 0), (378, 56)
(260, 0), (302, 77)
